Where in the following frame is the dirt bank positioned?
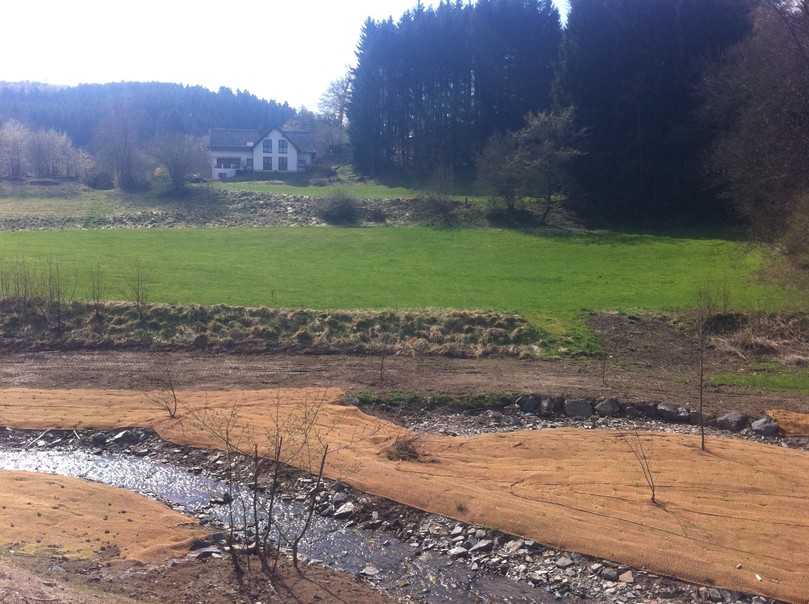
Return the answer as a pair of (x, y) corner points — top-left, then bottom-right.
(1, 387), (808, 602)
(1, 350), (806, 418)
(0, 470), (204, 562)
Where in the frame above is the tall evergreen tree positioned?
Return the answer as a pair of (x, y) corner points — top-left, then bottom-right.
(348, 0), (562, 182)
(558, 0), (754, 221)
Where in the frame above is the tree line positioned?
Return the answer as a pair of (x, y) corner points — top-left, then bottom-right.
(348, 0), (808, 241)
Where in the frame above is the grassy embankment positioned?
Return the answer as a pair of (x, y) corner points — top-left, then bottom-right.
(0, 227), (800, 354)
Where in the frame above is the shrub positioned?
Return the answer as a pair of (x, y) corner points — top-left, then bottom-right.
(318, 192), (361, 225)
(419, 195), (457, 227)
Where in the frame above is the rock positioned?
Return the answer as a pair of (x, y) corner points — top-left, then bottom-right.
(618, 570), (634, 583)
(540, 397), (564, 416)
(500, 539), (525, 556)
(556, 556), (574, 568)
(751, 417), (780, 436)
(469, 539), (494, 553)
(564, 399), (593, 418)
(333, 502), (356, 519)
(595, 399), (622, 417)
(448, 546), (468, 557)
(656, 402), (690, 423)
(331, 492), (348, 505)
(91, 433), (108, 446)
(600, 567), (619, 581)
(188, 546), (222, 560)
(517, 395), (540, 414)
(360, 564), (380, 577)
(716, 411), (749, 432)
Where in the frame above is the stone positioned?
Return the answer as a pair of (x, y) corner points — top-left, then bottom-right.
(517, 395), (540, 414)
(331, 492), (348, 505)
(539, 397), (564, 417)
(556, 556), (574, 568)
(751, 417), (780, 437)
(333, 502), (356, 519)
(564, 399), (593, 418)
(360, 564), (380, 577)
(469, 539), (494, 553)
(600, 567), (619, 581)
(618, 570), (634, 583)
(500, 539), (525, 556)
(595, 399), (622, 417)
(716, 411), (749, 432)
(448, 546), (468, 557)
(656, 402), (690, 423)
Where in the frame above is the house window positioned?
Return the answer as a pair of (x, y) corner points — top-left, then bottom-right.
(216, 157), (241, 169)
(262, 140), (272, 154)
(263, 157), (273, 171)
(246, 158), (253, 170)
(278, 157), (288, 171)
(278, 139), (288, 155)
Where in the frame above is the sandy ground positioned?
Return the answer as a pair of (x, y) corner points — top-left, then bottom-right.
(1, 388), (809, 602)
(0, 470), (206, 563)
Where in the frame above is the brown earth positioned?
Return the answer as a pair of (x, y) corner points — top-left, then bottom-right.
(0, 346), (806, 418)
(0, 470), (205, 563)
(0, 553), (391, 604)
(2, 388), (809, 602)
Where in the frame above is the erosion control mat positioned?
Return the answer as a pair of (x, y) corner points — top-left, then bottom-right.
(1, 388), (808, 602)
(0, 470), (205, 562)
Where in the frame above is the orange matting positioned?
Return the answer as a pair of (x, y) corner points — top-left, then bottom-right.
(1, 388), (808, 603)
(0, 470), (205, 562)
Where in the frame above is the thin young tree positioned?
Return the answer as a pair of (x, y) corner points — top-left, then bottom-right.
(621, 431), (657, 504)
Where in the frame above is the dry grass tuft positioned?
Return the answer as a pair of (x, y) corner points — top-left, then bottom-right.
(384, 435), (423, 462)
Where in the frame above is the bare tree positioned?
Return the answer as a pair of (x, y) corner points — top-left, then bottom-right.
(621, 431), (657, 504)
(151, 133), (209, 192)
(129, 264), (148, 320)
(93, 107), (147, 191)
(0, 120), (30, 179)
(143, 367), (179, 418)
(318, 74), (352, 130)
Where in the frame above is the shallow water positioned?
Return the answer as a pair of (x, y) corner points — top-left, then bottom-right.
(0, 446), (560, 603)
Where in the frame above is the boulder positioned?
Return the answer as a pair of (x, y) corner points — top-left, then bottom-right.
(595, 399), (622, 417)
(540, 397), (564, 416)
(656, 402), (690, 423)
(716, 411), (749, 432)
(625, 402), (659, 419)
(751, 416), (780, 437)
(517, 395), (540, 414)
(564, 399), (593, 418)
(333, 502), (356, 519)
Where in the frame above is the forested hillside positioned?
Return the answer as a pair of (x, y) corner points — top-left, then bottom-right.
(0, 82), (295, 147)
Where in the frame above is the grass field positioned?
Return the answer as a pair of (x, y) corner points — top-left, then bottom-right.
(0, 227), (801, 351)
(711, 363), (809, 394)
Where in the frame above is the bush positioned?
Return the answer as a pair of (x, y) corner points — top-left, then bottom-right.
(419, 195), (457, 228)
(318, 192), (361, 225)
(83, 171), (115, 190)
(784, 195), (809, 269)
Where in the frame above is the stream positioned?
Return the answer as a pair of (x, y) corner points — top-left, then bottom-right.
(0, 445), (565, 603)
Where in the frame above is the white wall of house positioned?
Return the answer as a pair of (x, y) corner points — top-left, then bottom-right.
(209, 129), (310, 178)
(209, 150), (252, 179)
(251, 129), (299, 173)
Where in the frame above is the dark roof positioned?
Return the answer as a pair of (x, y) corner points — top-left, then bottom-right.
(281, 130), (316, 154)
(209, 128), (260, 150)
(209, 127), (315, 154)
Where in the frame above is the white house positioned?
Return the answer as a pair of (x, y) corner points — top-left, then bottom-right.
(208, 128), (316, 179)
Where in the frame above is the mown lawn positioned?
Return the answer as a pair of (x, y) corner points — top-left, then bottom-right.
(0, 227), (801, 351)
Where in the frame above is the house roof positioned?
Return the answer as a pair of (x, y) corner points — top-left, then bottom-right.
(209, 128), (260, 150)
(209, 128), (316, 154)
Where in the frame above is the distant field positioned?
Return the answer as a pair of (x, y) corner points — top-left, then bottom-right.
(213, 180), (487, 202)
(0, 227), (801, 352)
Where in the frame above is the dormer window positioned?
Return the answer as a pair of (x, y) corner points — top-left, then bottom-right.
(263, 140), (272, 154)
(278, 139), (288, 155)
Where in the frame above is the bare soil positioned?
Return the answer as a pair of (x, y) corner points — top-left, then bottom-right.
(0, 552), (391, 604)
(2, 389), (809, 602)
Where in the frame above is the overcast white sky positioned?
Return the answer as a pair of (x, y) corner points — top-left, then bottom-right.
(0, 0), (570, 110)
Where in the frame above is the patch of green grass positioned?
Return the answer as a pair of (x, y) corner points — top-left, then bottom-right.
(213, 180), (487, 203)
(0, 227), (802, 353)
(710, 362), (809, 394)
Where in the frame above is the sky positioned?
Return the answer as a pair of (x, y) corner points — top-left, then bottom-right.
(0, 0), (570, 110)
